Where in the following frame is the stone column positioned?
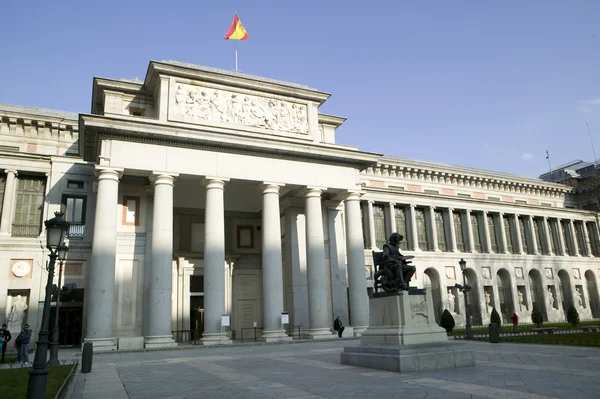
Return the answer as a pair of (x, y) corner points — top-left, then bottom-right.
(569, 219), (581, 256)
(85, 167), (123, 351)
(345, 191), (369, 336)
(543, 217), (554, 256)
(498, 212), (509, 254)
(366, 200), (376, 249)
(447, 208), (458, 252)
(428, 206), (439, 251)
(465, 209), (476, 253)
(261, 183), (290, 342)
(145, 173), (178, 348)
(582, 221), (593, 257)
(482, 211), (492, 253)
(201, 177), (232, 345)
(528, 215), (540, 255)
(305, 187), (334, 338)
(513, 214), (525, 254)
(386, 202), (396, 237)
(0, 169), (17, 235)
(557, 218), (567, 255)
(408, 204), (420, 251)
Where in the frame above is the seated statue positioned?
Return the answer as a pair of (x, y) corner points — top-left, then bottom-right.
(373, 233), (416, 292)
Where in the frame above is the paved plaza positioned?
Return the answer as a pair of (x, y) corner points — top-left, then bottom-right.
(62, 339), (600, 399)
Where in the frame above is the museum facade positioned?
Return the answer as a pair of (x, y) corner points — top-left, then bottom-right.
(1, 60), (599, 351)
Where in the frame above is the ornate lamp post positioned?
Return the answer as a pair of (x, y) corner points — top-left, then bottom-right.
(27, 212), (69, 399)
(48, 244), (68, 366)
(454, 258), (473, 339)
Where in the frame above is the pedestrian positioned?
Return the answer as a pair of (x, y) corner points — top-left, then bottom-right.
(1, 323), (11, 363)
(15, 324), (32, 365)
(511, 312), (519, 333)
(333, 316), (345, 338)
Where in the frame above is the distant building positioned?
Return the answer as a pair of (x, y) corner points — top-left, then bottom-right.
(540, 160), (600, 211)
(1, 60), (600, 352)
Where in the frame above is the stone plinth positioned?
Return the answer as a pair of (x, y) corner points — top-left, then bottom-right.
(341, 290), (475, 373)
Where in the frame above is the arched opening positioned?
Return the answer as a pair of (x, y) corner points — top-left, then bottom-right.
(423, 268), (442, 322)
(496, 268), (514, 322)
(528, 269), (547, 321)
(558, 269), (573, 313)
(464, 268), (482, 325)
(585, 270), (600, 318)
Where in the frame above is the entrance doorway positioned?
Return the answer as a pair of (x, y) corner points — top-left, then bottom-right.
(190, 275), (204, 340)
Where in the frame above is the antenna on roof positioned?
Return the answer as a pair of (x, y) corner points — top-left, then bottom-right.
(546, 150), (553, 181)
(586, 121), (598, 168)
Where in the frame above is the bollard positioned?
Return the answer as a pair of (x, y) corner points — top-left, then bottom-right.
(81, 342), (93, 373)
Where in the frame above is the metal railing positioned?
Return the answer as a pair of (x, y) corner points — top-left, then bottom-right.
(11, 223), (41, 237)
(68, 224), (85, 239)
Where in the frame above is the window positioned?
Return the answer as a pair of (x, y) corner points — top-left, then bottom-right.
(67, 180), (84, 190)
(373, 204), (387, 248)
(12, 175), (46, 237)
(518, 217), (531, 254)
(122, 196), (140, 226)
(587, 222), (600, 256)
(487, 214), (499, 252)
(434, 209), (449, 251)
(415, 208), (429, 250)
(575, 222), (587, 256)
(550, 219), (562, 255)
(394, 206), (409, 251)
(503, 215), (515, 254)
(62, 196), (86, 224)
(533, 218), (546, 254)
(471, 213), (482, 252)
(453, 211), (466, 252)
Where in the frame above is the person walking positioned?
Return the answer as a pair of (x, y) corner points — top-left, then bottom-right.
(15, 324), (32, 364)
(333, 316), (345, 338)
(1, 324), (11, 363)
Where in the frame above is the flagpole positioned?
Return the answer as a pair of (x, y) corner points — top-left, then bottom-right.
(235, 42), (238, 72)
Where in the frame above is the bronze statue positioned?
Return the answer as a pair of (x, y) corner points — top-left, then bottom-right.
(373, 233), (416, 292)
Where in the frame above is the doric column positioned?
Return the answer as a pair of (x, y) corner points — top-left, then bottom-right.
(386, 202), (396, 237)
(528, 215), (540, 255)
(543, 217), (554, 256)
(465, 209), (476, 253)
(200, 177), (232, 345)
(556, 218), (567, 255)
(366, 200), (376, 249)
(482, 211), (492, 253)
(582, 221), (593, 257)
(145, 173), (178, 348)
(261, 183), (290, 342)
(0, 169), (17, 235)
(345, 191), (369, 336)
(513, 214), (525, 254)
(498, 212), (509, 254)
(428, 206), (440, 251)
(569, 219), (581, 256)
(85, 167), (123, 351)
(305, 187), (333, 338)
(447, 208), (458, 252)
(408, 204), (420, 251)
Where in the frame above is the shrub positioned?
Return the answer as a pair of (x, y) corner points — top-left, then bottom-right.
(490, 307), (501, 325)
(440, 309), (456, 333)
(567, 305), (580, 327)
(531, 308), (543, 327)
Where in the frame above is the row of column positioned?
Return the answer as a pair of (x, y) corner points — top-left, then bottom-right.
(85, 167), (370, 349)
(0, 169), (18, 235)
(364, 201), (596, 257)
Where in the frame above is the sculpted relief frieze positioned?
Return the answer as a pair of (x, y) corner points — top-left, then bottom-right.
(170, 82), (309, 134)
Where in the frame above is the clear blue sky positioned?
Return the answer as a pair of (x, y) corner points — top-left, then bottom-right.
(2, 0), (600, 178)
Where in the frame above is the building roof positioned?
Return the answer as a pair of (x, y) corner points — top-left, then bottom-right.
(0, 103), (78, 121)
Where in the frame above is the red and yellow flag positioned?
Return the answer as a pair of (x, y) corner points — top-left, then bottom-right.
(224, 14), (248, 40)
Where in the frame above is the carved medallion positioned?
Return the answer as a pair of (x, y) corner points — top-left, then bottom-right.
(11, 260), (32, 278)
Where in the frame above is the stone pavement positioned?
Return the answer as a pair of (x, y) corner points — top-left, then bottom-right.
(63, 339), (600, 399)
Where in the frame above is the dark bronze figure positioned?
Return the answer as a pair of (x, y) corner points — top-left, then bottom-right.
(373, 233), (416, 292)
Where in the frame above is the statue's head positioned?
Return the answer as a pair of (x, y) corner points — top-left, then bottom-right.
(389, 232), (403, 244)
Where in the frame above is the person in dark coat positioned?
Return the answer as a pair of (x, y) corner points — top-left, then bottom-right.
(1, 324), (11, 363)
(333, 316), (345, 338)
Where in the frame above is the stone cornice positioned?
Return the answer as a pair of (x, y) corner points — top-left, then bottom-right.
(79, 114), (381, 169)
(318, 113), (346, 127)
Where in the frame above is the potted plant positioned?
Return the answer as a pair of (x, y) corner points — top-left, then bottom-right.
(488, 307), (501, 343)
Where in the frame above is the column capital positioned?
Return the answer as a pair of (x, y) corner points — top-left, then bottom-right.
(389, 201), (396, 207)
(430, 205), (436, 210)
(367, 199), (375, 205)
(94, 166), (123, 181)
(409, 203), (416, 209)
(150, 172), (179, 186)
(262, 182), (284, 195)
(305, 186), (325, 198)
(202, 177), (230, 190)
(448, 207), (454, 212)
(4, 168), (17, 176)
(499, 211), (504, 217)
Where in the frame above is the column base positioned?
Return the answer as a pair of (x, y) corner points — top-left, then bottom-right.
(306, 328), (336, 340)
(350, 326), (365, 337)
(199, 332), (232, 346)
(261, 329), (292, 343)
(144, 335), (177, 349)
(83, 337), (117, 353)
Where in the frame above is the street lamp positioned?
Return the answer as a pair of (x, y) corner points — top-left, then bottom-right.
(48, 244), (68, 366)
(454, 258), (473, 340)
(27, 212), (69, 399)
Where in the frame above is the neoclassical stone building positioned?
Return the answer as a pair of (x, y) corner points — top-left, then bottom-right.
(1, 60), (599, 351)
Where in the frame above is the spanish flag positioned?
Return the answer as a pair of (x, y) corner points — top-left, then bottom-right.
(224, 14), (248, 40)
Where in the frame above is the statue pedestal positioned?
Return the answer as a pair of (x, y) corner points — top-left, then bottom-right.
(341, 290), (475, 373)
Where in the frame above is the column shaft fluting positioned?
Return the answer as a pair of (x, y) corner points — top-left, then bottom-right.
(0, 169), (17, 235)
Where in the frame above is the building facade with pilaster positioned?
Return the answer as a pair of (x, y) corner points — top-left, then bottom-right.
(0, 60), (599, 351)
